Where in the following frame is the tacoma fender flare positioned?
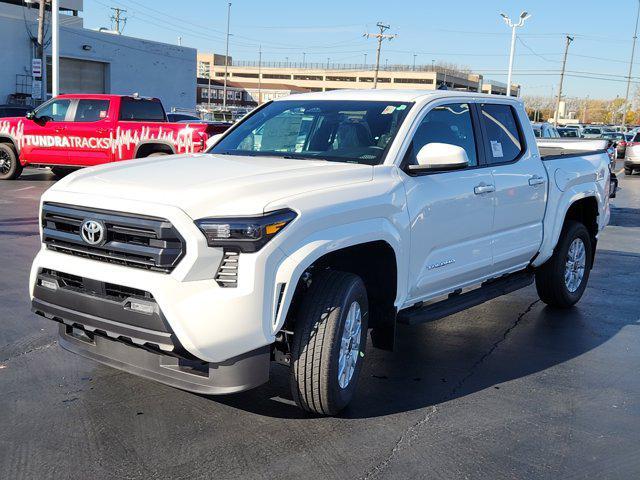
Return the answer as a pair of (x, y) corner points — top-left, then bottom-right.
(271, 218), (406, 334)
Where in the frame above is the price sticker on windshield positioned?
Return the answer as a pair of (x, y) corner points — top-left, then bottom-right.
(381, 105), (396, 115)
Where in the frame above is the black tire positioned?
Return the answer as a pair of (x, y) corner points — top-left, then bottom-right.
(50, 166), (76, 179)
(0, 143), (22, 180)
(290, 270), (368, 416)
(535, 220), (593, 308)
(625, 167), (633, 175)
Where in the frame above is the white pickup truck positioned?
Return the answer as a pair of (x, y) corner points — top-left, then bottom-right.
(30, 90), (613, 415)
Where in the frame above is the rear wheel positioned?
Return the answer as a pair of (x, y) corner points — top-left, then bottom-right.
(0, 143), (22, 180)
(625, 167), (633, 175)
(290, 270), (368, 416)
(535, 221), (592, 308)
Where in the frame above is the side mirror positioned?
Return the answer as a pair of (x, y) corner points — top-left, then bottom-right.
(406, 143), (469, 173)
(26, 111), (35, 120)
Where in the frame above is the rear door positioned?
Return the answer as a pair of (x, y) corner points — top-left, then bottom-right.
(66, 98), (114, 166)
(402, 101), (495, 302)
(477, 102), (547, 272)
(20, 98), (72, 165)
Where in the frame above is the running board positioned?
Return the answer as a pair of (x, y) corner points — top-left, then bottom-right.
(397, 270), (534, 326)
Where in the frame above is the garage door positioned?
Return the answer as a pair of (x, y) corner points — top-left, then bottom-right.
(47, 57), (107, 94)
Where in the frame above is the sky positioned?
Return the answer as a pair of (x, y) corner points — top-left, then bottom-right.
(80, 0), (640, 100)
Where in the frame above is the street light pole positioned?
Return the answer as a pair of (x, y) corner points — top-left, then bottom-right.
(222, 2), (231, 110)
(623, 0), (640, 128)
(500, 11), (531, 97)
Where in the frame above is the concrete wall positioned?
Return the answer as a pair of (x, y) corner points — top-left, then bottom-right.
(0, 10), (196, 110)
(58, 27), (196, 110)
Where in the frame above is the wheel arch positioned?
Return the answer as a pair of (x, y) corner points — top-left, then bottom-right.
(274, 227), (403, 351)
(134, 140), (175, 158)
(0, 136), (19, 154)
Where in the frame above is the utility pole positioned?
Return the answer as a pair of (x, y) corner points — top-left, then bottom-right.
(582, 96), (589, 124)
(110, 7), (127, 34)
(554, 35), (574, 126)
(302, 52), (306, 66)
(52, 0), (59, 96)
(413, 53), (417, 71)
(364, 53), (367, 67)
(222, 2), (231, 110)
(258, 45), (262, 105)
(178, 36), (182, 46)
(36, 0), (47, 102)
(500, 11), (531, 96)
(364, 22), (396, 89)
(623, 0), (640, 127)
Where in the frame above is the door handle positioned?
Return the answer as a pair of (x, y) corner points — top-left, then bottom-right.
(528, 175), (546, 186)
(474, 183), (495, 195)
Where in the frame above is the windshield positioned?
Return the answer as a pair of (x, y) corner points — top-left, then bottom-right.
(209, 100), (412, 165)
(583, 128), (601, 134)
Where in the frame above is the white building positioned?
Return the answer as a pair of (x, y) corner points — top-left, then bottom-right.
(0, 0), (196, 110)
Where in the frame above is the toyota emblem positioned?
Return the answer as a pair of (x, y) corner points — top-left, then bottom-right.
(80, 219), (105, 246)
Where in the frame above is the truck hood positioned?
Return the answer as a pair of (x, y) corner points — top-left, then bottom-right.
(53, 153), (373, 219)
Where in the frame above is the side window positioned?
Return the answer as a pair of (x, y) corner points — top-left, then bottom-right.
(406, 103), (478, 167)
(74, 100), (110, 122)
(119, 98), (166, 121)
(35, 99), (71, 122)
(479, 104), (524, 164)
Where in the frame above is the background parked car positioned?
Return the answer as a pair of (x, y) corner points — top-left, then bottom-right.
(582, 126), (607, 138)
(0, 105), (31, 118)
(602, 132), (627, 158)
(557, 127), (580, 138)
(166, 112), (202, 122)
(532, 122), (560, 138)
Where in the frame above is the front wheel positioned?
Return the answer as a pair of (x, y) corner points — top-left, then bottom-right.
(290, 270), (368, 416)
(625, 167), (633, 175)
(535, 221), (593, 308)
(0, 143), (22, 180)
(50, 166), (77, 179)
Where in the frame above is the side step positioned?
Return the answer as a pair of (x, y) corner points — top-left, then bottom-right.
(397, 270), (534, 326)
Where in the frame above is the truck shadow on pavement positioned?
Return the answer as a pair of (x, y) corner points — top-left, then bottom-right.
(212, 247), (638, 419)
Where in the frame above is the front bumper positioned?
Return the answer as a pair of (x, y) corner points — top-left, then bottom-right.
(30, 193), (288, 365)
(31, 268), (271, 394)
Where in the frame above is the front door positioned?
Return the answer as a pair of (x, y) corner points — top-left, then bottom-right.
(402, 102), (495, 304)
(477, 102), (547, 272)
(20, 98), (72, 165)
(66, 98), (114, 166)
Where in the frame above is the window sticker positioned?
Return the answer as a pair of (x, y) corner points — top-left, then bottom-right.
(381, 105), (396, 115)
(396, 104), (407, 111)
(490, 140), (504, 158)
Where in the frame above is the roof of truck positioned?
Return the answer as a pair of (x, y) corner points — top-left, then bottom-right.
(281, 88), (523, 103)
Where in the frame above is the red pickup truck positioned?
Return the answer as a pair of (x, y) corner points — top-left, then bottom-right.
(0, 94), (229, 180)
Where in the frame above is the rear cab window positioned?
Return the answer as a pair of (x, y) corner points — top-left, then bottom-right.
(73, 99), (110, 122)
(479, 104), (524, 164)
(119, 98), (166, 122)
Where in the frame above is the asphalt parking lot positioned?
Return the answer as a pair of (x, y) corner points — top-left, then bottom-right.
(1, 165), (639, 480)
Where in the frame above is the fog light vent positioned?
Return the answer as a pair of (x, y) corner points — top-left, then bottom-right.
(215, 251), (239, 288)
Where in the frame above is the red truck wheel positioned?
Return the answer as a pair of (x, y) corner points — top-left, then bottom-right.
(0, 143), (22, 180)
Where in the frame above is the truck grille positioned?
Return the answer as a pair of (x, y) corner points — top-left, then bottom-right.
(42, 203), (185, 273)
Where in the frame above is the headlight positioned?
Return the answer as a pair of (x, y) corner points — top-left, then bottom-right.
(195, 209), (297, 252)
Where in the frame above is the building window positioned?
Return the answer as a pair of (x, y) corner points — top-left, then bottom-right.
(263, 74), (292, 79)
(393, 78), (434, 84)
(232, 72), (259, 78)
(234, 91), (242, 100)
(359, 77), (373, 82)
(215, 72), (226, 77)
(293, 75), (323, 81)
(326, 76), (356, 82)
